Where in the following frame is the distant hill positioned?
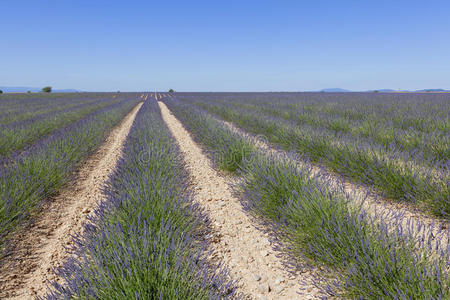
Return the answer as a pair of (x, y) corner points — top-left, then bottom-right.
(0, 86), (80, 93)
(415, 88), (448, 92)
(320, 88), (351, 92)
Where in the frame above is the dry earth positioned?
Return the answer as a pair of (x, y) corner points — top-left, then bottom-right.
(159, 101), (323, 300)
(0, 102), (143, 299)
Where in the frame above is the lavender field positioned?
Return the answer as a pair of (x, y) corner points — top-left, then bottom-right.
(0, 93), (140, 254)
(0, 92), (448, 299)
(163, 93), (449, 299)
(174, 92), (450, 218)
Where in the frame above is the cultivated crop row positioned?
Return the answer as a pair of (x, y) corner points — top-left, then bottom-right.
(48, 100), (236, 299)
(0, 93), (122, 125)
(0, 96), (139, 256)
(0, 98), (125, 158)
(178, 92), (448, 160)
(174, 93), (449, 218)
(163, 97), (449, 299)
(0, 99), (96, 126)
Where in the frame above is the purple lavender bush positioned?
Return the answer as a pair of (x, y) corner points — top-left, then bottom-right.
(240, 153), (449, 299)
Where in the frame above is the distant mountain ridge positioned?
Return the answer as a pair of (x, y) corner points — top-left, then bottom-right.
(415, 88), (447, 92)
(0, 86), (80, 93)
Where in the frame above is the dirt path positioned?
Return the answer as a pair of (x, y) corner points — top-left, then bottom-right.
(158, 101), (323, 300)
(221, 120), (449, 249)
(0, 102), (143, 299)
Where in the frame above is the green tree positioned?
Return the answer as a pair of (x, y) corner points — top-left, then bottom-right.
(42, 86), (52, 93)
(169, 89), (175, 93)
(0, 90), (3, 94)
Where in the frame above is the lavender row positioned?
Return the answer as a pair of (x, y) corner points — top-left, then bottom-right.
(0, 93), (125, 123)
(0, 98), (97, 126)
(180, 94), (449, 164)
(163, 97), (449, 299)
(176, 92), (449, 133)
(47, 99), (237, 299)
(176, 95), (449, 218)
(0, 98), (125, 158)
(0, 98), (99, 128)
(0, 98), (139, 257)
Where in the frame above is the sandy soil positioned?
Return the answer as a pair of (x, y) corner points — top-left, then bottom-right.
(159, 101), (323, 300)
(0, 102), (143, 299)
(221, 120), (449, 249)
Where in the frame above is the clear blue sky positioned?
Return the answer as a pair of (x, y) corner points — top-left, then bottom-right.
(1, 0), (450, 92)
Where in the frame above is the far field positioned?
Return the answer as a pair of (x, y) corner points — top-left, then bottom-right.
(0, 92), (448, 299)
